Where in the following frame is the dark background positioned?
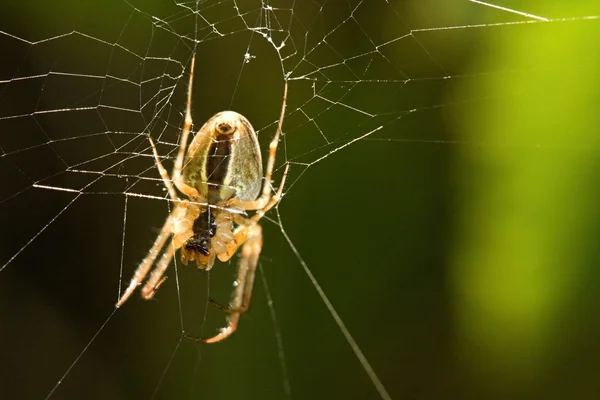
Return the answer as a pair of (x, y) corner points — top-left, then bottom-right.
(2, 1), (600, 399)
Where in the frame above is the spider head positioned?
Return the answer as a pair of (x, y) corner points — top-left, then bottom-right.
(184, 210), (217, 256)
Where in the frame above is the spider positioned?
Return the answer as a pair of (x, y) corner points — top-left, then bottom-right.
(115, 53), (289, 343)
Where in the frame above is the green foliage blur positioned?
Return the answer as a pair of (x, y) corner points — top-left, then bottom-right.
(453, 2), (600, 396)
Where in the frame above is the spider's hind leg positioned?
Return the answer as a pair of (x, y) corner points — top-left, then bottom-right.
(185, 223), (262, 343)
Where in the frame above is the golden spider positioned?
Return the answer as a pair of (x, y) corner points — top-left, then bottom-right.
(115, 53), (288, 343)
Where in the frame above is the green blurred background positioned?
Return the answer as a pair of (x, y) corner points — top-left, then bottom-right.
(1, 1), (600, 399)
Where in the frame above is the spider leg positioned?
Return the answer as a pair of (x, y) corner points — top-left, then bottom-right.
(148, 136), (178, 202)
(116, 213), (174, 307)
(260, 80), (287, 203)
(251, 162), (289, 222)
(205, 239), (254, 315)
(140, 238), (177, 300)
(185, 224), (262, 343)
(172, 54), (201, 199)
(207, 297), (242, 314)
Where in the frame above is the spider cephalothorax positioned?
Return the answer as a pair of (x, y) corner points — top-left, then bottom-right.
(115, 53), (289, 343)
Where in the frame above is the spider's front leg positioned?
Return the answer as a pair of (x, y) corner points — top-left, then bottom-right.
(186, 222), (262, 343)
(116, 212), (175, 307)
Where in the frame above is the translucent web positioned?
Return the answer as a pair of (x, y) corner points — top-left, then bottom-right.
(1, 1), (598, 399)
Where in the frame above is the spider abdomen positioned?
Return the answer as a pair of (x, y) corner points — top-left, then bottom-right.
(184, 111), (263, 204)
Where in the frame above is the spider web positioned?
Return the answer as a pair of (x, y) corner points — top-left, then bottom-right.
(1, 1), (600, 399)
